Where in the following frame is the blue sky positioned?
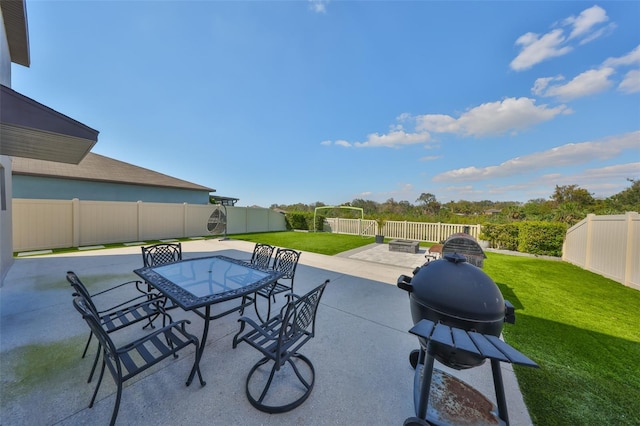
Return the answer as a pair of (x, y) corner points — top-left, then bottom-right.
(12, 1), (640, 207)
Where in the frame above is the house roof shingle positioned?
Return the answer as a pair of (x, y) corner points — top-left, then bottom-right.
(12, 152), (215, 192)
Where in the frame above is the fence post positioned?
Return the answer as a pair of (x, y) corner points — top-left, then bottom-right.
(137, 201), (143, 241)
(183, 203), (188, 238)
(584, 214), (595, 271)
(72, 198), (80, 248)
(624, 212), (637, 288)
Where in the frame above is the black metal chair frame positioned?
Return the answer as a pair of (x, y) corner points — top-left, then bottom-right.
(141, 242), (183, 268)
(66, 271), (170, 382)
(253, 248), (301, 322)
(232, 279), (329, 413)
(249, 243), (275, 269)
(141, 242), (183, 322)
(72, 294), (205, 426)
(236, 243), (275, 315)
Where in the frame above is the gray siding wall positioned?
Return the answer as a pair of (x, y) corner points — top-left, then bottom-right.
(1, 15), (14, 283)
(13, 175), (210, 204)
(0, 156), (13, 284)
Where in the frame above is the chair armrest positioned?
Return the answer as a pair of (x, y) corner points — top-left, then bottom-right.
(117, 319), (193, 353)
(94, 293), (154, 314)
(92, 280), (144, 296)
(101, 297), (171, 322)
(237, 316), (280, 341)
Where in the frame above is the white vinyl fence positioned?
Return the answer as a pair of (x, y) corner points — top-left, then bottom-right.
(563, 212), (639, 290)
(12, 199), (286, 252)
(324, 218), (481, 243)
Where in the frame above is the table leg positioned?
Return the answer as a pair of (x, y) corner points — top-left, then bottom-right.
(187, 305), (211, 386)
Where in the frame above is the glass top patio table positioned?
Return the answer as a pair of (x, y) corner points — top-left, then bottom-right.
(134, 255), (281, 310)
(134, 255), (283, 386)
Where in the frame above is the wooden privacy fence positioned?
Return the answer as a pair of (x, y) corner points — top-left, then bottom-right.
(323, 218), (481, 243)
(563, 212), (639, 290)
(12, 199), (286, 252)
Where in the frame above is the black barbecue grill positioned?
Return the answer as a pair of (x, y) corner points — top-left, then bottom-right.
(398, 253), (512, 369)
(442, 233), (487, 268)
(397, 253), (538, 426)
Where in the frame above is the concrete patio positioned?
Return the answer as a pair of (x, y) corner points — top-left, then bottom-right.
(0, 238), (534, 425)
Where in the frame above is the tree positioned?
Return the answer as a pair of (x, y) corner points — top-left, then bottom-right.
(609, 178), (640, 211)
(522, 198), (555, 221)
(551, 185), (594, 208)
(416, 192), (441, 215)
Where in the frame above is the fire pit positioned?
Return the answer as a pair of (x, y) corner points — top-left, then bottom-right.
(397, 254), (538, 425)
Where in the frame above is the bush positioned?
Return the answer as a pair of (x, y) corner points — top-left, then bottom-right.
(518, 222), (566, 257)
(285, 212), (309, 230)
(285, 211), (325, 231)
(480, 223), (519, 250)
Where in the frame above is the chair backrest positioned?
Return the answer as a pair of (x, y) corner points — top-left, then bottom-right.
(66, 271), (100, 316)
(250, 243), (275, 269)
(72, 294), (121, 378)
(141, 243), (182, 267)
(272, 248), (301, 282)
(279, 280), (329, 344)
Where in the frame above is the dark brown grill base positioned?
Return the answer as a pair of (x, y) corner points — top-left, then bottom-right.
(404, 319), (538, 426)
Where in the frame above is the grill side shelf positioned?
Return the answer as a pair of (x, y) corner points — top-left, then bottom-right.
(409, 319), (539, 368)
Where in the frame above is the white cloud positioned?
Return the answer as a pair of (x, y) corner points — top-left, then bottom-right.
(433, 131), (640, 182)
(441, 162), (638, 202)
(533, 44), (640, 100)
(511, 5), (613, 71)
(510, 29), (571, 71)
(564, 5), (609, 40)
(308, 0), (329, 14)
(531, 76), (564, 96)
(353, 130), (431, 148)
(618, 69), (640, 94)
(534, 67), (615, 100)
(604, 44), (640, 67)
(558, 162), (640, 183)
(419, 155), (442, 162)
(416, 97), (570, 137)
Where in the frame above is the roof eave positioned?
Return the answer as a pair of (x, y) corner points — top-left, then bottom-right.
(0, 85), (98, 163)
(1, 0), (30, 67)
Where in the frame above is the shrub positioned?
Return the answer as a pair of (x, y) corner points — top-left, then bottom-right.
(285, 211), (325, 231)
(285, 212), (309, 230)
(480, 223), (519, 250)
(518, 222), (566, 256)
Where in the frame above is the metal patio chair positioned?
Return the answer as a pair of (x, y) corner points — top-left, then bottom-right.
(232, 279), (329, 413)
(66, 271), (169, 382)
(246, 243), (275, 269)
(141, 242), (183, 321)
(252, 248), (301, 322)
(141, 242), (183, 268)
(72, 293), (204, 426)
(236, 243), (275, 315)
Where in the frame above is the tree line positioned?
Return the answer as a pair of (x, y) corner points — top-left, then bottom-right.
(270, 179), (640, 227)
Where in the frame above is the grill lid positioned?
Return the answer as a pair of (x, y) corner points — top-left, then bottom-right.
(409, 253), (505, 322)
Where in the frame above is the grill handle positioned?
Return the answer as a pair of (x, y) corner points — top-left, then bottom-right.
(504, 300), (515, 324)
(397, 275), (413, 293)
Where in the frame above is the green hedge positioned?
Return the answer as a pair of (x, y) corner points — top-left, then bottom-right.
(480, 223), (519, 251)
(480, 222), (566, 256)
(517, 221), (567, 257)
(284, 212), (326, 231)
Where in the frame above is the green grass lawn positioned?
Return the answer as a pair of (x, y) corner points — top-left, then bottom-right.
(230, 231), (383, 255)
(485, 253), (640, 425)
(232, 231), (640, 425)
